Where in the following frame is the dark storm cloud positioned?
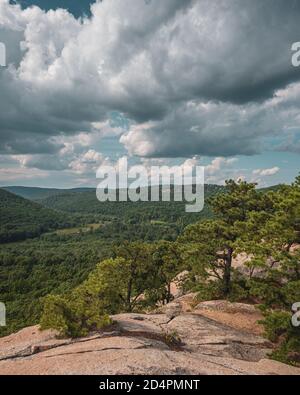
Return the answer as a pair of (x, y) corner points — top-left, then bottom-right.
(143, 0), (300, 106)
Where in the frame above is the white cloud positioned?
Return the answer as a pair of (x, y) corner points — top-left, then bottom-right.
(253, 167), (280, 177)
(0, 166), (48, 182)
(202, 157), (240, 184)
(69, 149), (108, 175)
(205, 157), (238, 176)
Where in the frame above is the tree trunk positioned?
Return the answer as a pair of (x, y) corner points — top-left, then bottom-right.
(223, 247), (233, 296)
(127, 278), (133, 312)
(166, 283), (171, 304)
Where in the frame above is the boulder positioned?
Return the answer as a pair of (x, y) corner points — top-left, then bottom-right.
(156, 292), (198, 315)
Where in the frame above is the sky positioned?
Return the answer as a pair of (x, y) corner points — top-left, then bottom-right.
(0, 0), (299, 188)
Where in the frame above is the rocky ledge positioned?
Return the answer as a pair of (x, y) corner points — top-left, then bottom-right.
(0, 298), (299, 375)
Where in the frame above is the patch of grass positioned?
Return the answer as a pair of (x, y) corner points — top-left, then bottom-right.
(150, 220), (169, 225)
(163, 330), (183, 349)
(53, 224), (102, 236)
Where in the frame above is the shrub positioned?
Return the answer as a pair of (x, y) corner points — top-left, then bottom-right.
(40, 295), (72, 337)
(40, 291), (111, 338)
(259, 310), (300, 365)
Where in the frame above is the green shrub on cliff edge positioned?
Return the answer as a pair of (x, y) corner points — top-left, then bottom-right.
(40, 292), (112, 338)
(40, 251), (182, 338)
(259, 309), (300, 365)
(39, 257), (129, 337)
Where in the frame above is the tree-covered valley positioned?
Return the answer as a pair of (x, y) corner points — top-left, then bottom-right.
(0, 184), (223, 335)
(0, 178), (299, 366)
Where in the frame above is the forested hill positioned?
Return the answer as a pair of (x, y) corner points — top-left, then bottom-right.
(0, 189), (74, 243)
(2, 186), (62, 200)
(37, 184), (225, 223)
(3, 186), (94, 201)
(1, 184), (280, 242)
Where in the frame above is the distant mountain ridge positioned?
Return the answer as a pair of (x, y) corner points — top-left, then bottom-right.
(2, 184), (226, 226)
(2, 186), (95, 201)
(1, 184), (282, 240)
(3, 183), (281, 202)
(0, 189), (74, 243)
(31, 184), (224, 225)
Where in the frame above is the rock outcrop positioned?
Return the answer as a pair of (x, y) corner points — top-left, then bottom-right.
(0, 303), (299, 375)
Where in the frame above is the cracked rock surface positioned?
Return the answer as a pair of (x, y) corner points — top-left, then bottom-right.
(0, 309), (300, 375)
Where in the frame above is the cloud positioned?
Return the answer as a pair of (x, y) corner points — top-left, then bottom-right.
(120, 101), (273, 157)
(12, 152), (71, 170)
(121, 86), (300, 158)
(205, 157), (237, 176)
(253, 167), (280, 177)
(203, 157), (240, 184)
(0, 166), (48, 182)
(0, 0), (299, 168)
(69, 149), (108, 175)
